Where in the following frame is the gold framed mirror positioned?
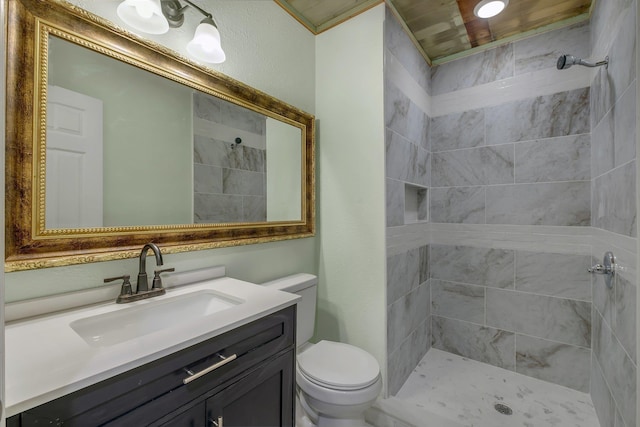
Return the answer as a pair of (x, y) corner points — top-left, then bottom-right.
(5, 0), (315, 272)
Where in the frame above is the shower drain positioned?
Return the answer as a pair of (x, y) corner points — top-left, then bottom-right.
(494, 403), (513, 415)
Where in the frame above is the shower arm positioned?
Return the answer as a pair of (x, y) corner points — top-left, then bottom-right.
(578, 57), (609, 68)
(557, 54), (609, 70)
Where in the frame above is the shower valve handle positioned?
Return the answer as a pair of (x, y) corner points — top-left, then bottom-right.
(588, 264), (610, 274)
(588, 251), (615, 290)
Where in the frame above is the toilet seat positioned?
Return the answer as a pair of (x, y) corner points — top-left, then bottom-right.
(297, 340), (380, 391)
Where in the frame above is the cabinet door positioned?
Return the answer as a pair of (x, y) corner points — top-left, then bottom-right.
(206, 351), (294, 427)
(156, 402), (206, 427)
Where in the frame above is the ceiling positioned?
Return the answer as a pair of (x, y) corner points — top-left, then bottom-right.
(274, 0), (594, 65)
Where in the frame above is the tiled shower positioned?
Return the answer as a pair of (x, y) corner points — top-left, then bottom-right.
(193, 92), (267, 223)
(384, 0), (637, 426)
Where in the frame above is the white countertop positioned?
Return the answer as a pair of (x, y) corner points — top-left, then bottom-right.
(5, 277), (299, 417)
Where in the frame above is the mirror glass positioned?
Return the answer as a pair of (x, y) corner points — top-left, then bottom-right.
(6, 0), (314, 272)
(46, 35), (302, 229)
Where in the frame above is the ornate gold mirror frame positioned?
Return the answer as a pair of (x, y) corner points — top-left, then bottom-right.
(5, 0), (315, 272)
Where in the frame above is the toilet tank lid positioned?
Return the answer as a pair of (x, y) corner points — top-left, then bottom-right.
(262, 273), (318, 292)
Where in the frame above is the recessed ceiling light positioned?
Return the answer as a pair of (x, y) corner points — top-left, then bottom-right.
(473, 0), (509, 19)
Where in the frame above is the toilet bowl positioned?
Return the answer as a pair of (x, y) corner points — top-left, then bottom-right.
(262, 274), (381, 427)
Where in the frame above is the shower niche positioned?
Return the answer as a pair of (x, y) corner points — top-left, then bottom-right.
(404, 184), (428, 224)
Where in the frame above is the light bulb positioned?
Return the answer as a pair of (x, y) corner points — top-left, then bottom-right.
(473, 0), (509, 19)
(135, 2), (154, 19)
(116, 0), (169, 35)
(187, 20), (226, 64)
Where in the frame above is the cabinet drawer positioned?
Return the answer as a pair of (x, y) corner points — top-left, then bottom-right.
(12, 306), (295, 427)
(120, 350), (295, 427)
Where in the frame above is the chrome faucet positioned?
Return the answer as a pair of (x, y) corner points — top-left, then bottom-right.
(107, 243), (174, 303)
(137, 242), (164, 292)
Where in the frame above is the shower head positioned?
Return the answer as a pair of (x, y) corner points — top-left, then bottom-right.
(557, 54), (609, 70)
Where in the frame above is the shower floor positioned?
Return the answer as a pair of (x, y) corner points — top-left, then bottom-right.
(367, 348), (600, 427)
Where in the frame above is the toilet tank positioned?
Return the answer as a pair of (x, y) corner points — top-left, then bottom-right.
(262, 274), (317, 346)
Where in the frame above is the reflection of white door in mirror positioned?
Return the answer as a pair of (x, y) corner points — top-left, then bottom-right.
(46, 85), (103, 229)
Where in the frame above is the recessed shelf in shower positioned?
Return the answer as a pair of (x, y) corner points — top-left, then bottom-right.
(404, 184), (428, 224)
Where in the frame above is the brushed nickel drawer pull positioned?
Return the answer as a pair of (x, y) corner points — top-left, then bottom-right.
(183, 353), (237, 384)
(210, 416), (223, 427)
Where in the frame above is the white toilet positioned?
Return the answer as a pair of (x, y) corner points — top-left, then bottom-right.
(263, 274), (382, 427)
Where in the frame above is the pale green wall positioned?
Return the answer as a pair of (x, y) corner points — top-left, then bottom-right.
(266, 118), (302, 221)
(6, 0), (317, 302)
(48, 37), (193, 226)
(315, 5), (387, 387)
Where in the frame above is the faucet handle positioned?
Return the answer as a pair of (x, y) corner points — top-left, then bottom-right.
(152, 268), (175, 289)
(105, 275), (133, 302)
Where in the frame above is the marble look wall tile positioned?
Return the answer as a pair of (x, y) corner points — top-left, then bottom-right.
(431, 44), (514, 96)
(515, 334), (590, 392)
(222, 169), (264, 196)
(417, 189), (429, 221)
(388, 283), (430, 352)
(386, 129), (414, 182)
(242, 146), (266, 173)
(615, 409), (625, 427)
(614, 273), (637, 363)
(384, 7), (430, 94)
(607, 2), (637, 109)
(430, 245), (514, 288)
(430, 186), (485, 224)
(592, 106), (615, 178)
(194, 193), (242, 223)
(591, 354), (616, 427)
(591, 1), (636, 128)
(387, 319), (431, 396)
(419, 245), (429, 284)
(593, 255), (615, 329)
(613, 81), (636, 168)
(592, 79), (636, 177)
(387, 248), (420, 303)
(485, 88), (590, 145)
(387, 137), (430, 188)
(432, 316), (516, 370)
(194, 164), (223, 194)
(386, 179), (405, 227)
(486, 288), (591, 347)
(432, 145), (514, 187)
(194, 135), (242, 168)
(515, 251), (591, 300)
(514, 22), (589, 75)
(486, 182), (591, 226)
(591, 0), (634, 57)
(385, 79), (411, 140)
(592, 307), (637, 427)
(416, 149), (431, 188)
(431, 280), (485, 323)
(385, 80), (430, 149)
(591, 66), (615, 130)
(515, 134), (590, 183)
(241, 196), (266, 222)
(592, 160), (637, 237)
(387, 251), (407, 303)
(386, 134), (430, 189)
(194, 91), (266, 135)
(430, 109), (484, 152)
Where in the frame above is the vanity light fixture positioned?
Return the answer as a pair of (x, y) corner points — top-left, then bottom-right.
(116, 0), (226, 63)
(117, 0), (169, 34)
(473, 0), (509, 18)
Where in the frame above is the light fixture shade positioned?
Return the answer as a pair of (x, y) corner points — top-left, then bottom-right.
(473, 0), (509, 18)
(187, 20), (226, 64)
(117, 0), (169, 35)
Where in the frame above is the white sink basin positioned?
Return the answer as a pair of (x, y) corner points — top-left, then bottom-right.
(70, 290), (243, 347)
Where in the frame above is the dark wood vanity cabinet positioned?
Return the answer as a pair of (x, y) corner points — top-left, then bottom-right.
(7, 306), (296, 427)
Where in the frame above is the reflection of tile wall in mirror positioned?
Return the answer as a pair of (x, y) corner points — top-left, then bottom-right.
(192, 92), (267, 223)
